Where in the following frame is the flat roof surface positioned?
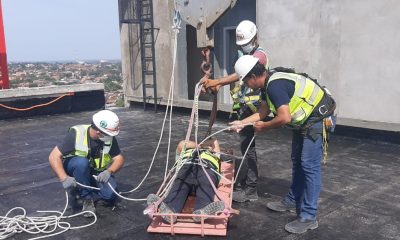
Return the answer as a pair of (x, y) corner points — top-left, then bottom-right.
(1, 108), (400, 240)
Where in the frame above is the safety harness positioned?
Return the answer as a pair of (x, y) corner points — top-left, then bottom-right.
(265, 68), (336, 162)
(230, 47), (268, 119)
(180, 149), (221, 173)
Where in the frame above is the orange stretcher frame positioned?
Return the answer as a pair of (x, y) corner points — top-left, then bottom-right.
(147, 161), (237, 237)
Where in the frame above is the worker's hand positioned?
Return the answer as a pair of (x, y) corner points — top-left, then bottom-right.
(204, 79), (220, 89)
(229, 120), (244, 133)
(61, 176), (77, 189)
(253, 121), (266, 133)
(201, 79), (220, 94)
(97, 170), (111, 183)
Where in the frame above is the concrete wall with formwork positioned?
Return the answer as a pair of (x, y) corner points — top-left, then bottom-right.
(0, 84), (105, 119)
(118, 0), (250, 113)
(119, 0), (400, 132)
(119, 0), (191, 108)
(256, 0), (400, 130)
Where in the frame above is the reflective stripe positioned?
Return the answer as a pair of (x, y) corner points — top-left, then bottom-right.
(308, 84), (320, 105)
(295, 76), (307, 97)
(71, 125), (89, 153)
(291, 109), (305, 120)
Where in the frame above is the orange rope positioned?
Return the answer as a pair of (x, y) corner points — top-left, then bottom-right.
(0, 92), (75, 111)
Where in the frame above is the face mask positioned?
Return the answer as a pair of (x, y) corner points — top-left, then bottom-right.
(241, 43), (256, 54)
(99, 135), (113, 142)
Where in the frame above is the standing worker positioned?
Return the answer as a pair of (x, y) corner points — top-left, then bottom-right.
(203, 20), (269, 203)
(49, 110), (125, 217)
(230, 55), (335, 233)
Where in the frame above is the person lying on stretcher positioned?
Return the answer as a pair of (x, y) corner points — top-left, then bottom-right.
(146, 138), (225, 223)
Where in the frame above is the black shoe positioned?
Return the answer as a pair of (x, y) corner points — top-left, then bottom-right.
(267, 200), (296, 212)
(232, 186), (258, 203)
(68, 188), (81, 211)
(192, 201), (225, 222)
(82, 199), (96, 218)
(146, 193), (160, 205)
(285, 218), (318, 234)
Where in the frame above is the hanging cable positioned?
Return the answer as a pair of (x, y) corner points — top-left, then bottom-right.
(120, 6), (182, 194)
(0, 93), (74, 112)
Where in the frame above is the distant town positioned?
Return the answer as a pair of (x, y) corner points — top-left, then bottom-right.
(8, 60), (124, 106)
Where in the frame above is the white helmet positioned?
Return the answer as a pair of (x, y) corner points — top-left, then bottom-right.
(236, 20), (257, 45)
(92, 110), (120, 136)
(234, 55), (259, 81)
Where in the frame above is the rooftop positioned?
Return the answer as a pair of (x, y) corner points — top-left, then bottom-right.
(1, 108), (399, 240)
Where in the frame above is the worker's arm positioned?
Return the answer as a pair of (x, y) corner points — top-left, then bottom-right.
(107, 154), (125, 174)
(203, 73), (239, 90)
(49, 146), (68, 181)
(253, 104), (291, 133)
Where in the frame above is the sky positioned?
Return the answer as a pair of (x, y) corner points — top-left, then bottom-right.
(3, 0), (121, 62)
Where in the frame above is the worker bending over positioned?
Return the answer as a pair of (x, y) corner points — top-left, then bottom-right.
(231, 55), (335, 234)
(147, 139), (224, 223)
(49, 110), (125, 217)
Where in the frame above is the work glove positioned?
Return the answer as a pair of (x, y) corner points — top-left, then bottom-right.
(61, 176), (77, 189)
(229, 120), (244, 133)
(97, 170), (111, 183)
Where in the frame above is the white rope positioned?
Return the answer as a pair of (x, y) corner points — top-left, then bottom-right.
(107, 183), (146, 202)
(233, 135), (256, 184)
(120, 6), (182, 194)
(0, 192), (96, 240)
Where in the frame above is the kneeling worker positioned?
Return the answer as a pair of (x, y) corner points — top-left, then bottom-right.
(49, 110), (125, 217)
(147, 138), (225, 223)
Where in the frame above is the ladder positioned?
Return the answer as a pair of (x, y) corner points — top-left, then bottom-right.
(121, 0), (160, 111)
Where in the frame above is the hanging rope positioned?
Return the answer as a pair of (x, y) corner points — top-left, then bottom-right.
(0, 93), (74, 112)
(119, 6), (182, 195)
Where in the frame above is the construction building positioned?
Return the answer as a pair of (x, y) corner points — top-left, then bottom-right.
(0, 0), (400, 239)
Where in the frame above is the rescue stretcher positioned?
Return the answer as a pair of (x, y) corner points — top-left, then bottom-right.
(145, 161), (238, 237)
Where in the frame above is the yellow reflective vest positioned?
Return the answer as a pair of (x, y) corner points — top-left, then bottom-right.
(67, 124), (113, 171)
(231, 47), (269, 114)
(265, 72), (325, 126)
(180, 149), (220, 172)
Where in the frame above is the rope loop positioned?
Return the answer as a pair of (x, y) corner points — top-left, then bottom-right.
(172, 10), (181, 31)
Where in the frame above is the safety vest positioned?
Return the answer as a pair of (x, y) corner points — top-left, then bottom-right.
(231, 47), (269, 113)
(265, 72), (325, 126)
(180, 149), (220, 172)
(67, 124), (113, 172)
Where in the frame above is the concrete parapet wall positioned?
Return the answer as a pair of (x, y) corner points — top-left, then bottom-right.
(0, 84), (105, 119)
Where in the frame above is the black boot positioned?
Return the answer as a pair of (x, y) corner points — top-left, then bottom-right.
(232, 186), (258, 203)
